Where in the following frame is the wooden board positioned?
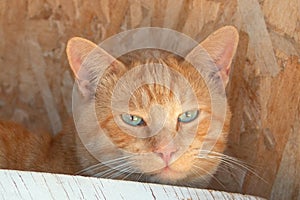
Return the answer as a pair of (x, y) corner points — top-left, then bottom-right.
(0, 170), (265, 200)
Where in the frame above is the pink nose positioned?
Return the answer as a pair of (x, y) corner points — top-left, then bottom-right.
(154, 145), (178, 165)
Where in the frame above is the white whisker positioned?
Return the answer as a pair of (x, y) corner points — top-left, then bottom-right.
(192, 164), (225, 189)
(190, 168), (211, 186)
(76, 155), (134, 175)
(94, 161), (135, 178)
(197, 150), (267, 184)
(121, 168), (138, 180)
(108, 166), (136, 179)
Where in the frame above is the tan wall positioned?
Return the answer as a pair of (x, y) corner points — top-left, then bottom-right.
(0, 0), (299, 199)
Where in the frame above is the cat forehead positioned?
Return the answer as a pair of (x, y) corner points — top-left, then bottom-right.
(98, 51), (212, 114)
(110, 66), (208, 113)
(117, 54), (203, 88)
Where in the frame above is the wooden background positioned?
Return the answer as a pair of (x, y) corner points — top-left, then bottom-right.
(0, 0), (299, 199)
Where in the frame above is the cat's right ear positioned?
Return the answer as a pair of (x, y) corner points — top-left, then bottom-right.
(66, 37), (124, 98)
(186, 26), (239, 86)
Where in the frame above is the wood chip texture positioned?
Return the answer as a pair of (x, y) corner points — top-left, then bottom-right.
(0, 0), (299, 199)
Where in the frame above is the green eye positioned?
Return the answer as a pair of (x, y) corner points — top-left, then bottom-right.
(178, 110), (199, 123)
(121, 113), (145, 127)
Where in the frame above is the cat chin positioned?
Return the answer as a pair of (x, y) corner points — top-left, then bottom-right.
(146, 168), (189, 185)
(148, 172), (212, 188)
(142, 165), (215, 188)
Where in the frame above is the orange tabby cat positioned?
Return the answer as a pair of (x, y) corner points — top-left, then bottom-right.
(0, 26), (238, 187)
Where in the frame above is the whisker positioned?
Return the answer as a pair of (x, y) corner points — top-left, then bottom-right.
(121, 168), (138, 180)
(135, 172), (144, 182)
(203, 157), (247, 187)
(190, 168), (211, 186)
(130, 173), (144, 183)
(220, 158), (266, 183)
(197, 150), (267, 184)
(101, 155), (134, 164)
(76, 162), (105, 175)
(108, 166), (136, 179)
(76, 155), (134, 175)
(94, 167), (116, 178)
(94, 161), (135, 178)
(199, 150), (255, 171)
(192, 164), (225, 189)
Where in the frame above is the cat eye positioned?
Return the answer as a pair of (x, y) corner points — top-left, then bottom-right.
(178, 110), (199, 123)
(121, 113), (145, 127)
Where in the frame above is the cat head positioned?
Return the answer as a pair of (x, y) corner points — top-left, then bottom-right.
(67, 26), (239, 186)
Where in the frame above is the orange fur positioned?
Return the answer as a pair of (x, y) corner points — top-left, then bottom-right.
(0, 121), (77, 173)
(92, 54), (231, 186)
(0, 26), (238, 188)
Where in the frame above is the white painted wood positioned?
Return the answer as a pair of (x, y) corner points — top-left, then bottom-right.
(0, 170), (265, 200)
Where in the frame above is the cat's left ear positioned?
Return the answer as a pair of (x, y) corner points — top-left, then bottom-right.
(187, 26), (239, 85)
(66, 37), (125, 98)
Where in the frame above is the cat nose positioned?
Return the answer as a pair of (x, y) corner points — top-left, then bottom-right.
(154, 145), (178, 165)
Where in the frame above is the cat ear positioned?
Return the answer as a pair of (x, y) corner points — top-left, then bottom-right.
(66, 37), (124, 98)
(188, 26), (239, 85)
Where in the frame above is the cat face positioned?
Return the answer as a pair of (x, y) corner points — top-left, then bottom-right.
(67, 26), (239, 186)
(96, 58), (225, 185)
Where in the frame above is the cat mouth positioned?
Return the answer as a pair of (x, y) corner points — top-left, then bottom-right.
(162, 166), (175, 173)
